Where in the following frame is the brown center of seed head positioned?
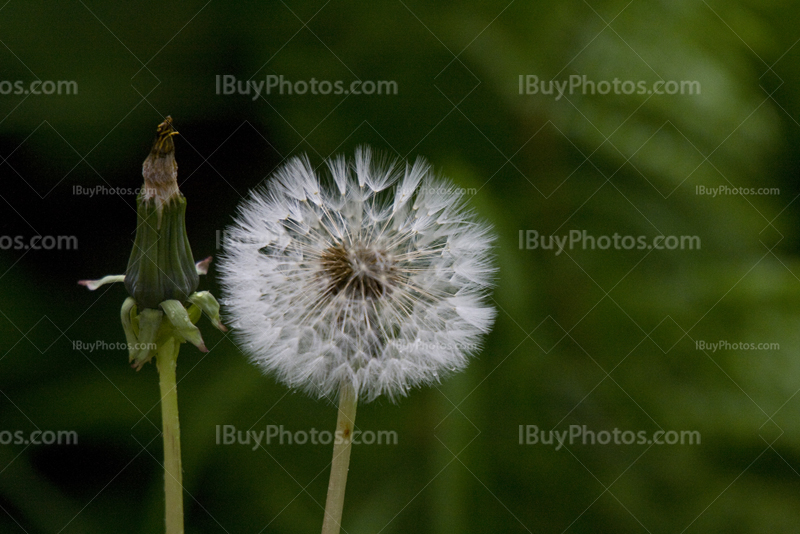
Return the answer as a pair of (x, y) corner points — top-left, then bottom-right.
(319, 242), (398, 300)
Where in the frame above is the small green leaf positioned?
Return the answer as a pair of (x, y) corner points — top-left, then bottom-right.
(188, 291), (227, 332)
(160, 300), (207, 352)
(120, 297), (138, 361)
(132, 308), (163, 369)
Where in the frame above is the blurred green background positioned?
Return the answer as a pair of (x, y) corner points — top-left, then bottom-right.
(2, 0), (800, 532)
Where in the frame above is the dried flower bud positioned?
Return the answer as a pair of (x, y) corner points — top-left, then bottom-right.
(80, 117), (226, 370)
(142, 116), (181, 214)
(124, 117), (199, 309)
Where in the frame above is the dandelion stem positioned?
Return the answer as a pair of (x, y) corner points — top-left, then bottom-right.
(157, 337), (184, 534)
(321, 381), (358, 534)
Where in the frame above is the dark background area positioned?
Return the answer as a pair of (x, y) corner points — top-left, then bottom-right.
(3, 1), (800, 532)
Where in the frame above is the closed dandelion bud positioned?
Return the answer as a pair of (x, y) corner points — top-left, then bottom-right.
(78, 117), (227, 533)
(124, 116), (199, 309)
(80, 116), (226, 370)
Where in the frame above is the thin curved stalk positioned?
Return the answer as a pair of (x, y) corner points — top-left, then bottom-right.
(321, 381), (358, 534)
(157, 337), (184, 534)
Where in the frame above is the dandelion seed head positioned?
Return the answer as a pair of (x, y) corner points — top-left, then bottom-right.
(219, 147), (496, 402)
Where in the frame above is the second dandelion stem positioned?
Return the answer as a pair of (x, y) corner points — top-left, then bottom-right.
(157, 337), (184, 534)
(321, 381), (358, 534)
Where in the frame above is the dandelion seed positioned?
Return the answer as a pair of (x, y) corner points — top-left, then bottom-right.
(219, 146), (496, 534)
(220, 146), (497, 402)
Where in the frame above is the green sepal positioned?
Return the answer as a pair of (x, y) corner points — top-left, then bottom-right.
(132, 308), (163, 369)
(187, 304), (202, 324)
(120, 297), (138, 361)
(124, 195), (199, 309)
(160, 300), (207, 352)
(188, 291), (227, 332)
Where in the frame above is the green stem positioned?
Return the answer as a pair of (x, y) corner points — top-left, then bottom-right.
(157, 337), (184, 534)
(321, 381), (358, 534)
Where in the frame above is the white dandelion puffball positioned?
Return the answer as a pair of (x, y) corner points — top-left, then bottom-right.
(220, 147), (497, 402)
